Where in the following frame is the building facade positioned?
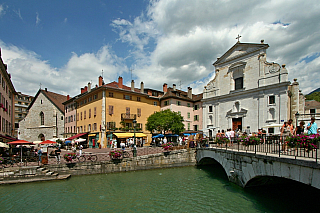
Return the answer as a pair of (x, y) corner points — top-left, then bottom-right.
(73, 76), (161, 148)
(160, 84), (203, 132)
(0, 49), (17, 141)
(18, 88), (67, 141)
(14, 92), (34, 137)
(202, 41), (295, 137)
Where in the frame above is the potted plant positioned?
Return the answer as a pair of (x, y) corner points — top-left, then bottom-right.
(64, 153), (76, 162)
(109, 150), (123, 159)
(241, 136), (261, 146)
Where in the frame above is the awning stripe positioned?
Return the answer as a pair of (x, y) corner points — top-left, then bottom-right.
(113, 133), (147, 138)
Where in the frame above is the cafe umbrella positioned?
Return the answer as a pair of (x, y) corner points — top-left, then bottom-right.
(8, 140), (34, 163)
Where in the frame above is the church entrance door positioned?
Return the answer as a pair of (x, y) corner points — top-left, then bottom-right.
(232, 118), (242, 131)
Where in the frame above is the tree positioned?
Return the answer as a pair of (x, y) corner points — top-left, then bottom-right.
(146, 109), (185, 134)
(305, 91), (320, 102)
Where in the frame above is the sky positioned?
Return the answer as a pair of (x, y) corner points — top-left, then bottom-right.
(0, 0), (319, 97)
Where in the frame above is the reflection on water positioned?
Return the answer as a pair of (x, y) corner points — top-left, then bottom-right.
(0, 165), (319, 212)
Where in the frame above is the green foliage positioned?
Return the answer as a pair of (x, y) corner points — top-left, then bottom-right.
(146, 109), (185, 134)
(305, 91), (320, 102)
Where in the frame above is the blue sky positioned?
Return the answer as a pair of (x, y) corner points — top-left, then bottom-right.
(0, 0), (319, 97)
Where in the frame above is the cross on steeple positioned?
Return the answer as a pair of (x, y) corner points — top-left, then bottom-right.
(236, 34), (242, 43)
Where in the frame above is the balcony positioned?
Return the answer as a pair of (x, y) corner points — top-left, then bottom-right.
(121, 113), (136, 120)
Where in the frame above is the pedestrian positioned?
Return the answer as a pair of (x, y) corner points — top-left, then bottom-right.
(79, 144), (83, 156)
(287, 119), (294, 135)
(163, 137), (167, 144)
(230, 128), (235, 146)
(306, 117), (318, 134)
(120, 141), (125, 151)
(55, 146), (61, 163)
(280, 122), (291, 153)
(294, 121), (305, 135)
(37, 148), (42, 163)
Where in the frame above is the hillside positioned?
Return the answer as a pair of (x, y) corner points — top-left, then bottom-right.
(305, 91), (320, 102)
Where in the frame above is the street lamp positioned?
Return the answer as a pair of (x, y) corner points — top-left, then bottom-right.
(295, 112), (300, 128)
(133, 119), (137, 157)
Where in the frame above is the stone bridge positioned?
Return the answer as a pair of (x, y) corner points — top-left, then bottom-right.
(196, 148), (320, 189)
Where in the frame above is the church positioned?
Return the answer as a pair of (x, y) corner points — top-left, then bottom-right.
(202, 40), (303, 138)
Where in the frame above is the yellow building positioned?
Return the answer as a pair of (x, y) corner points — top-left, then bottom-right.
(75, 76), (161, 148)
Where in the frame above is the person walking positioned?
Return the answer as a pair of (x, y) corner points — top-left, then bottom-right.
(79, 144), (83, 156)
(55, 146), (61, 163)
(37, 148), (42, 164)
(307, 117), (318, 134)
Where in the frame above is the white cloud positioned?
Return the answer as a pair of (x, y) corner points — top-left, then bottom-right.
(36, 12), (40, 25)
(112, 0), (320, 95)
(0, 41), (128, 96)
(64, 18), (67, 23)
(13, 9), (22, 20)
(0, 5), (5, 16)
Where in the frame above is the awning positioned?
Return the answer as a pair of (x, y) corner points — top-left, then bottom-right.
(113, 133), (134, 138)
(88, 134), (96, 137)
(135, 133), (147, 137)
(66, 132), (88, 140)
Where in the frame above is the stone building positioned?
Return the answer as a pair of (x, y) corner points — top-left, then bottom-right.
(202, 40), (304, 137)
(18, 88), (67, 141)
(0, 48), (18, 142)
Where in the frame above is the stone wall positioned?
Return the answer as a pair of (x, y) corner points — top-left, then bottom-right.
(44, 149), (196, 176)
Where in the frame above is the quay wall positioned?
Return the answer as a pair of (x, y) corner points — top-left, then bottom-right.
(45, 149), (197, 176)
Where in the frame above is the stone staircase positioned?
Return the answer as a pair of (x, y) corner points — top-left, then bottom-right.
(0, 166), (70, 184)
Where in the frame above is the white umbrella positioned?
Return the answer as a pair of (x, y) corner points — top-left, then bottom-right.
(75, 138), (86, 143)
(0, 142), (9, 148)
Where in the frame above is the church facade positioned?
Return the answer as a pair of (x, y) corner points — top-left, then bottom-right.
(18, 88), (67, 142)
(202, 40), (296, 137)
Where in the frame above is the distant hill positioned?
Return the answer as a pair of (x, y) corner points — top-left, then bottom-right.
(308, 88), (320, 95)
(305, 91), (320, 102)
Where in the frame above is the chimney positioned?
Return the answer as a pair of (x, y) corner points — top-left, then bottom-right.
(99, 76), (103, 87)
(67, 95), (70, 100)
(131, 80), (135, 92)
(163, 83), (168, 93)
(45, 88), (47, 92)
(118, 76), (123, 89)
(84, 86), (88, 92)
(173, 84), (176, 91)
(88, 82), (91, 92)
(188, 87), (192, 99)
(140, 82), (144, 93)
(261, 39), (264, 44)
(81, 88), (84, 94)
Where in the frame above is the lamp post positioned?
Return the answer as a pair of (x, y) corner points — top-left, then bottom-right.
(295, 112), (300, 128)
(133, 119), (137, 157)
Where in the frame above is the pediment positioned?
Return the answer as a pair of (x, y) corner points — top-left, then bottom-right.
(214, 43), (269, 66)
(226, 108), (248, 117)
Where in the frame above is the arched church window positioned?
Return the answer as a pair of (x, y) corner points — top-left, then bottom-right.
(40, 112), (44, 125)
(268, 108), (275, 120)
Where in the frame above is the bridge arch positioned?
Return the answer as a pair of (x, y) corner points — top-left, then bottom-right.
(196, 148), (320, 189)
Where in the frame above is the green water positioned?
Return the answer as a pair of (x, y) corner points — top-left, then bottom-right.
(0, 165), (319, 213)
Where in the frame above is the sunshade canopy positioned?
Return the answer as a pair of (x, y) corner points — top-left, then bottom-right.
(8, 140), (34, 145)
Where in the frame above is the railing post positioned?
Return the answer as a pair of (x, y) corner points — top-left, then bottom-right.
(279, 136), (281, 158)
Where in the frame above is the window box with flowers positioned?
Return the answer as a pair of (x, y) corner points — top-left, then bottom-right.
(109, 150), (123, 159)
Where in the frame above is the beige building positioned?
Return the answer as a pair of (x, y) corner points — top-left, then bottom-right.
(160, 84), (203, 132)
(0, 49), (17, 142)
(14, 92), (34, 137)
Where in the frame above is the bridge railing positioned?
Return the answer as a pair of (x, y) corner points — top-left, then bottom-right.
(203, 135), (318, 163)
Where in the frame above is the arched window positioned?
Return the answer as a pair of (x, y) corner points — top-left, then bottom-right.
(268, 108), (275, 120)
(40, 112), (44, 125)
(38, 133), (45, 141)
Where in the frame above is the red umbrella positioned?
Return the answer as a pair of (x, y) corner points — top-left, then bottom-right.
(39, 140), (56, 145)
(8, 140), (34, 163)
(8, 140), (34, 145)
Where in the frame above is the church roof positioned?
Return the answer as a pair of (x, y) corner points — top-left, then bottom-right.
(28, 89), (68, 113)
(213, 42), (269, 66)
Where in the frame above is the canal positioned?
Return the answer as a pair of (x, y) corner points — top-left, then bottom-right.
(0, 165), (319, 212)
